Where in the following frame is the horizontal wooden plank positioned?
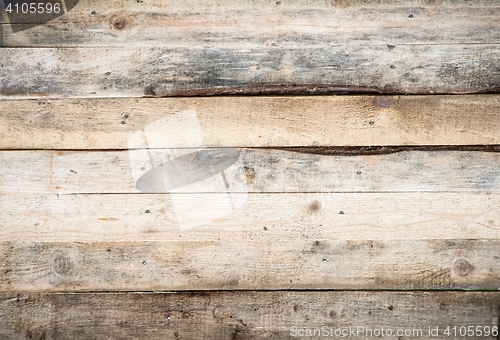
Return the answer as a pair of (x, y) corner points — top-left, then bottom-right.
(1, 192), (498, 242)
(2, 0), (499, 46)
(1, 291), (499, 339)
(1, 149), (498, 194)
(0, 44), (499, 97)
(1, 239), (499, 291)
(1, 95), (499, 149)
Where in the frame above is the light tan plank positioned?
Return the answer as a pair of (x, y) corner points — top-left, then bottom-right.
(1, 149), (499, 194)
(0, 193), (498, 242)
(1, 291), (499, 339)
(1, 44), (499, 98)
(1, 239), (499, 291)
(2, 0), (499, 46)
(0, 95), (499, 149)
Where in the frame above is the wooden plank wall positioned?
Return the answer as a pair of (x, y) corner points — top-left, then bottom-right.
(1, 0), (499, 339)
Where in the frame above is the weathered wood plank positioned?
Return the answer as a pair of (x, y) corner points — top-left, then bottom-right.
(1, 149), (498, 194)
(1, 44), (499, 98)
(1, 95), (499, 149)
(1, 291), (499, 339)
(1, 239), (499, 291)
(0, 238), (500, 292)
(1, 192), (498, 242)
(2, 0), (499, 46)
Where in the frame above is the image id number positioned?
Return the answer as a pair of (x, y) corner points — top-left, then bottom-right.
(5, 2), (62, 14)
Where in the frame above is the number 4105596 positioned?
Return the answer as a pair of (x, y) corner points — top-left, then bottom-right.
(5, 2), (62, 14)
(444, 326), (498, 337)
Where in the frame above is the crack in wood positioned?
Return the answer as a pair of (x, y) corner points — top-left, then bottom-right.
(273, 145), (500, 156)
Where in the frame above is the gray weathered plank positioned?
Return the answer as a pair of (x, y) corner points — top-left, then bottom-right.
(1, 0), (499, 96)
(1, 95), (499, 149)
(1, 192), (498, 242)
(2, 0), (499, 46)
(1, 149), (499, 194)
(1, 291), (499, 339)
(1, 44), (499, 98)
(1, 239), (499, 291)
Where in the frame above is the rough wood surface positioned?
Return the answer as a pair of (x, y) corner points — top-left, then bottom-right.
(1, 239), (499, 291)
(2, 0), (499, 46)
(1, 291), (499, 339)
(1, 95), (499, 149)
(1, 0), (499, 96)
(1, 149), (498, 194)
(1, 192), (498, 242)
(1, 0), (499, 336)
(1, 44), (498, 98)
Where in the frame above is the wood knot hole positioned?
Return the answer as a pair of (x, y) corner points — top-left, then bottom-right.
(53, 256), (71, 275)
(308, 200), (321, 214)
(113, 18), (126, 29)
(244, 167), (255, 183)
(451, 259), (474, 277)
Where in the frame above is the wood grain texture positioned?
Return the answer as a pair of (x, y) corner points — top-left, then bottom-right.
(1, 291), (499, 339)
(1, 149), (499, 194)
(1, 95), (499, 149)
(1, 0), (499, 96)
(0, 44), (499, 98)
(2, 0), (499, 46)
(1, 1), (499, 336)
(1, 192), (498, 242)
(1, 239), (499, 291)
